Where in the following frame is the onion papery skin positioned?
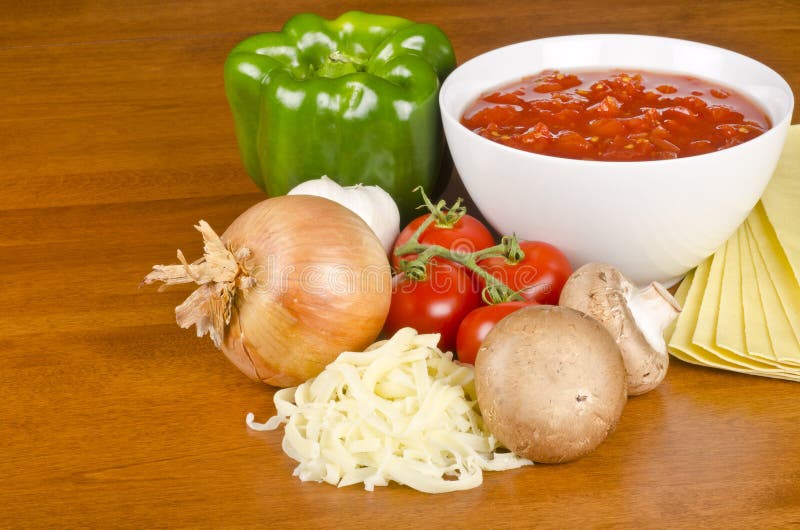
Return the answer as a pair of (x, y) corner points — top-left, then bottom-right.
(207, 196), (391, 387)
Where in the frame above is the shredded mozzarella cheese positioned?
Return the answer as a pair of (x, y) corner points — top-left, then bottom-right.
(246, 327), (532, 493)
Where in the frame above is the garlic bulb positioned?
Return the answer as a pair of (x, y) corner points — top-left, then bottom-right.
(288, 176), (400, 254)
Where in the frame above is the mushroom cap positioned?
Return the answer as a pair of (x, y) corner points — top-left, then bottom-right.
(558, 262), (671, 396)
(475, 305), (627, 464)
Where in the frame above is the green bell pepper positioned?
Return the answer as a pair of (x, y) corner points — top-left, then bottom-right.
(224, 11), (456, 220)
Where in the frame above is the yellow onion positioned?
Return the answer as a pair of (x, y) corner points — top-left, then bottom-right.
(144, 195), (392, 387)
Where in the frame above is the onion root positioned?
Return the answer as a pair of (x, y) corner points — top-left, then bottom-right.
(144, 220), (253, 348)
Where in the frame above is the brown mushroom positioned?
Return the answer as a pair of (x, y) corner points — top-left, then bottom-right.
(475, 305), (627, 464)
(558, 262), (682, 396)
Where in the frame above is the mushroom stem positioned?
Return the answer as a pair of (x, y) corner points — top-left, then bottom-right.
(627, 282), (681, 354)
(558, 262), (683, 396)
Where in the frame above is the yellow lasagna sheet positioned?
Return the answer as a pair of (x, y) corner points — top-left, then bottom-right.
(739, 224), (779, 363)
(667, 124), (800, 381)
(760, 125), (800, 287)
(691, 234), (787, 373)
(715, 227), (747, 356)
(744, 218), (800, 366)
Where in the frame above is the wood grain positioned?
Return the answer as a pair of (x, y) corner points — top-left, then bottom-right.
(1, 1), (798, 527)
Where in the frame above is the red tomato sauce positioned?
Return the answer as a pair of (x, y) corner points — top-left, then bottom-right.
(460, 70), (770, 161)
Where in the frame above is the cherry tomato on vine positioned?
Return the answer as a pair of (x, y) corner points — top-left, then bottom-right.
(455, 301), (534, 364)
(392, 213), (495, 270)
(383, 259), (482, 352)
(479, 240), (572, 305)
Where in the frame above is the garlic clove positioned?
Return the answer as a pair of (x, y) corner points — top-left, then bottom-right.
(289, 176), (400, 254)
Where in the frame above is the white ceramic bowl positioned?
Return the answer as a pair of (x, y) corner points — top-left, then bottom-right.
(440, 34), (794, 286)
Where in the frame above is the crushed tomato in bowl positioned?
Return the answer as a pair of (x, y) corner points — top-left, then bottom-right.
(460, 70), (770, 161)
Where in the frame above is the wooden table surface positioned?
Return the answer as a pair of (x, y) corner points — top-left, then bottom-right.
(2, 1), (798, 527)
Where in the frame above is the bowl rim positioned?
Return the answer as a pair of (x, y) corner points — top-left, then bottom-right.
(439, 33), (795, 167)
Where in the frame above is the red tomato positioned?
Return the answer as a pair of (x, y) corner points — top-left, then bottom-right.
(455, 301), (532, 365)
(480, 240), (572, 305)
(383, 259), (482, 352)
(392, 213), (495, 270)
